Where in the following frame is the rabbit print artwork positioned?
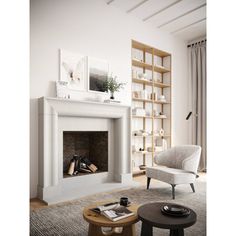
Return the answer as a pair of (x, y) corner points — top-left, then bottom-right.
(60, 49), (87, 91)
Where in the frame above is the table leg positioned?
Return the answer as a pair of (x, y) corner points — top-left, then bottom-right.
(169, 228), (184, 236)
(88, 223), (104, 236)
(141, 222), (153, 236)
(122, 224), (136, 236)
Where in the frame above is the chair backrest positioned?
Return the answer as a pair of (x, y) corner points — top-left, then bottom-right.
(154, 145), (201, 172)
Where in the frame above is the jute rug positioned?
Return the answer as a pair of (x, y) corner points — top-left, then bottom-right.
(30, 179), (206, 235)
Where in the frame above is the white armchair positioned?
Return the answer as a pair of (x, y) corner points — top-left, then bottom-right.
(146, 145), (201, 199)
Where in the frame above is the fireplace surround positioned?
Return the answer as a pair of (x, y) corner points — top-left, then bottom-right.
(38, 97), (132, 204)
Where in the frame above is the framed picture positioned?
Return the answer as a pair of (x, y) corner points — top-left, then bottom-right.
(88, 57), (109, 93)
(60, 49), (87, 91)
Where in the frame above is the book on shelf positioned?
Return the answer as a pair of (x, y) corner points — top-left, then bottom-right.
(91, 202), (134, 222)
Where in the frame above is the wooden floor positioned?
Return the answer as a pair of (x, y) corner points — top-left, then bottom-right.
(30, 172), (206, 210)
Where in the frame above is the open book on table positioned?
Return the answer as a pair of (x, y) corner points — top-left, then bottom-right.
(91, 202), (134, 222)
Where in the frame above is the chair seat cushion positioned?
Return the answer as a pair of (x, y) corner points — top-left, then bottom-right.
(146, 165), (196, 185)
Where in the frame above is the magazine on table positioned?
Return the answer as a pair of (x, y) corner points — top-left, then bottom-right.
(90, 202), (134, 222)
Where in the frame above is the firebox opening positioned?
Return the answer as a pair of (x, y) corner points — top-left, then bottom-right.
(63, 131), (108, 178)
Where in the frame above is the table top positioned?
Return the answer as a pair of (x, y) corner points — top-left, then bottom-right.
(83, 201), (139, 227)
(138, 202), (197, 230)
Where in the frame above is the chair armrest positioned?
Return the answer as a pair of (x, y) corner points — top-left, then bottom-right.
(182, 149), (201, 173)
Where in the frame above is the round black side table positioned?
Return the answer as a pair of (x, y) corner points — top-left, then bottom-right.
(138, 202), (197, 236)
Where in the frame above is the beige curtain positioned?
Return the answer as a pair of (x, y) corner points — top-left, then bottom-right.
(188, 41), (207, 171)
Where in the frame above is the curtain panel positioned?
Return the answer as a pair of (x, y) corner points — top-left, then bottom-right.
(188, 41), (207, 171)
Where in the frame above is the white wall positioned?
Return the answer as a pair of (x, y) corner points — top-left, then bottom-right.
(30, 0), (189, 198)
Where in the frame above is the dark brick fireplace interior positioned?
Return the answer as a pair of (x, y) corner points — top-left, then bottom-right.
(63, 131), (108, 177)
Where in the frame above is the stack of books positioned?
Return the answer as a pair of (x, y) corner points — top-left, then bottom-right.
(91, 202), (134, 222)
(104, 99), (121, 103)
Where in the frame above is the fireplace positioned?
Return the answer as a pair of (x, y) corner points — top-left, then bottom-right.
(38, 97), (132, 204)
(63, 131), (108, 177)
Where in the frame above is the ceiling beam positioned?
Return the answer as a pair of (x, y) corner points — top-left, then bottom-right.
(107, 0), (115, 5)
(171, 18), (206, 34)
(157, 3), (206, 28)
(143, 0), (183, 22)
(126, 0), (149, 13)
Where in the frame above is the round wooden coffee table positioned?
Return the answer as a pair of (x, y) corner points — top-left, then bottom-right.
(83, 201), (139, 236)
(138, 202), (197, 236)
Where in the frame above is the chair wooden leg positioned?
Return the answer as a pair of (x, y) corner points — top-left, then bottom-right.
(171, 184), (176, 199)
(147, 177), (151, 189)
(190, 183), (195, 193)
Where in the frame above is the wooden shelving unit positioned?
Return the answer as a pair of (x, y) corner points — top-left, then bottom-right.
(131, 40), (172, 175)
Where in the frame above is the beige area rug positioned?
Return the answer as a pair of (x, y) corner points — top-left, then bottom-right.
(30, 178), (206, 235)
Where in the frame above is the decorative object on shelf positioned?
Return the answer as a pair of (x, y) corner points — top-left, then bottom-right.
(137, 72), (147, 80)
(103, 74), (126, 99)
(155, 138), (167, 151)
(159, 128), (165, 136)
(133, 130), (150, 136)
(162, 138), (168, 151)
(153, 77), (162, 83)
(132, 107), (146, 116)
(158, 95), (166, 102)
(156, 112), (167, 119)
(88, 57), (109, 93)
(150, 92), (157, 100)
(141, 90), (148, 99)
(132, 90), (149, 99)
(132, 91), (139, 98)
(133, 57), (143, 62)
(60, 49), (86, 91)
(56, 81), (69, 99)
(145, 110), (151, 117)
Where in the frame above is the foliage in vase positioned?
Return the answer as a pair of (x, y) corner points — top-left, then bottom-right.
(103, 75), (126, 94)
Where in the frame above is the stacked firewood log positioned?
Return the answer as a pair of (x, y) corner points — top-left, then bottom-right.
(67, 155), (98, 175)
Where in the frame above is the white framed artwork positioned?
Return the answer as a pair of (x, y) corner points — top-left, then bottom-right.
(60, 49), (87, 91)
(88, 57), (109, 93)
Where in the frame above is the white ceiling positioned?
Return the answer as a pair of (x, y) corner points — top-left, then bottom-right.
(105, 0), (206, 42)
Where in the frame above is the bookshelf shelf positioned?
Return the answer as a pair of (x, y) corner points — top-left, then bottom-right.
(132, 59), (170, 73)
(132, 78), (170, 88)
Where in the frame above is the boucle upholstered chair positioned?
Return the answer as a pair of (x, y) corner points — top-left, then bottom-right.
(146, 145), (201, 199)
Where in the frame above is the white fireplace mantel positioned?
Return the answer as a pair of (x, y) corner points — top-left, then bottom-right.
(38, 97), (132, 204)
